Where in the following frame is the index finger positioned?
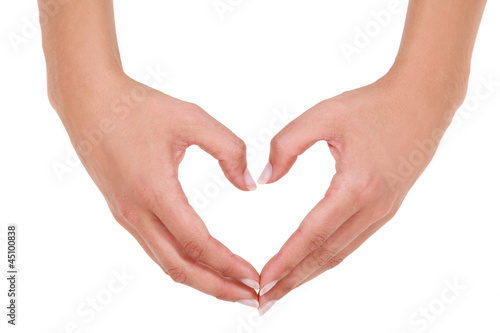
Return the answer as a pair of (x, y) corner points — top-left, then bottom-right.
(153, 178), (260, 290)
(258, 177), (359, 294)
(133, 211), (259, 304)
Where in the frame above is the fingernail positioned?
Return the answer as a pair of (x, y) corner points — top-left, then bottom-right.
(259, 280), (277, 297)
(258, 300), (276, 316)
(237, 299), (260, 309)
(240, 278), (260, 291)
(257, 162), (272, 184)
(244, 168), (257, 191)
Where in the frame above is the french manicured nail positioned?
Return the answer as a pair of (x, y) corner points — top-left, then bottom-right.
(257, 162), (272, 184)
(258, 300), (276, 316)
(259, 280), (277, 296)
(244, 168), (257, 191)
(240, 278), (260, 290)
(237, 299), (260, 309)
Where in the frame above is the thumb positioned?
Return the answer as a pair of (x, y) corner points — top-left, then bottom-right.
(187, 107), (256, 192)
(258, 103), (334, 184)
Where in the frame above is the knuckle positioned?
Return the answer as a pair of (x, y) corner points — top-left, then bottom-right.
(122, 176), (158, 210)
(316, 249), (337, 267)
(218, 262), (235, 278)
(180, 103), (206, 127)
(214, 293), (227, 301)
(280, 282), (294, 296)
(385, 207), (398, 220)
(297, 260), (315, 275)
(134, 184), (157, 208)
(187, 102), (204, 113)
(184, 240), (204, 260)
(372, 199), (395, 221)
(234, 137), (246, 152)
(167, 267), (188, 284)
(324, 256), (345, 270)
(270, 134), (287, 155)
(306, 233), (327, 252)
(350, 176), (386, 206)
(213, 285), (229, 301)
(113, 197), (137, 224)
(229, 137), (246, 160)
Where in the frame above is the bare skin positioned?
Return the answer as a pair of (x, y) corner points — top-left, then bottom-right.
(38, 0), (487, 314)
(257, 0), (487, 315)
(38, 0), (260, 307)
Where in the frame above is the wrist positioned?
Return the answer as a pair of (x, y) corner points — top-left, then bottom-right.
(46, 62), (126, 111)
(383, 55), (469, 113)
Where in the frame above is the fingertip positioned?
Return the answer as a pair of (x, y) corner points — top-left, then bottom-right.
(240, 278), (260, 291)
(257, 162), (273, 185)
(258, 300), (277, 316)
(233, 253), (261, 283)
(259, 280), (278, 297)
(258, 261), (273, 285)
(237, 299), (260, 309)
(244, 168), (257, 191)
(217, 163), (250, 192)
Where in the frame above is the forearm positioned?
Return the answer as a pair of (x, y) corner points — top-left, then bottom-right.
(388, 0), (487, 109)
(38, 0), (124, 109)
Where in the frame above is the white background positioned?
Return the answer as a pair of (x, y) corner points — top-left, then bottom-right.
(1, 0), (499, 332)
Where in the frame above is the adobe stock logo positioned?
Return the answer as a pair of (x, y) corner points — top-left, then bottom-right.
(399, 278), (466, 333)
(6, 0), (73, 54)
(52, 268), (134, 333)
(446, 74), (500, 134)
(213, 0), (245, 21)
(339, 0), (406, 63)
(385, 73), (499, 190)
(235, 302), (278, 333)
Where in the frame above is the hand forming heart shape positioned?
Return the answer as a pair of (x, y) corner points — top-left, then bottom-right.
(38, 0), (485, 317)
(51, 69), (463, 315)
